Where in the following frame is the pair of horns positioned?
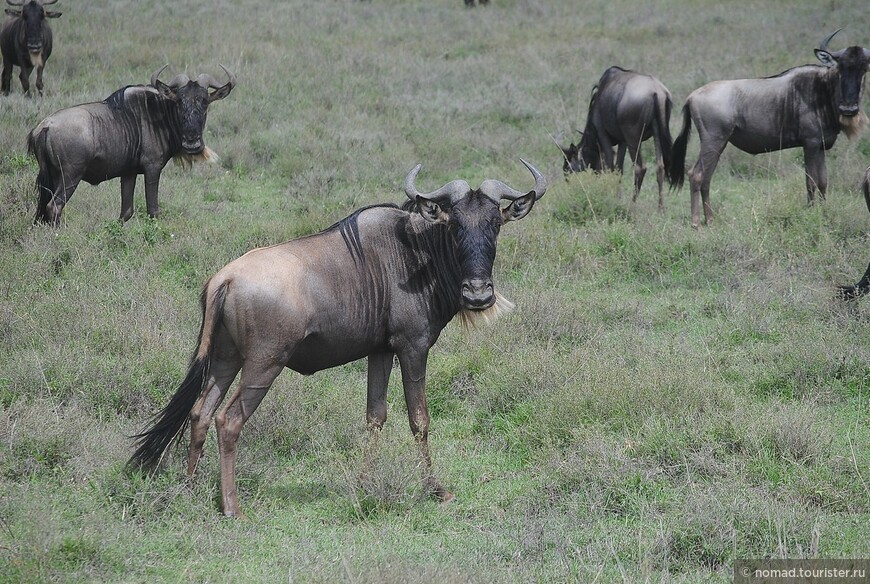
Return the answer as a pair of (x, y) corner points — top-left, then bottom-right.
(404, 159), (547, 204)
(150, 64), (236, 90)
(6, 0), (58, 5)
(819, 29), (870, 59)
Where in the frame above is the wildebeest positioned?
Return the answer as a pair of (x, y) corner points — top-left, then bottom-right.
(27, 65), (235, 225)
(671, 31), (870, 228)
(127, 160), (547, 518)
(559, 66), (677, 210)
(1, 0), (60, 96)
(464, 0), (489, 5)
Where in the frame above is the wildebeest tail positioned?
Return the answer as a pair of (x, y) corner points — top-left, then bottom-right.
(669, 104), (693, 190)
(654, 95), (676, 187)
(28, 128), (54, 223)
(126, 281), (229, 473)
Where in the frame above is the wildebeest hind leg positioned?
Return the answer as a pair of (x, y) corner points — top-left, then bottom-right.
(690, 144), (724, 227)
(214, 362), (283, 518)
(1, 59), (11, 95)
(627, 142), (645, 203)
(46, 176), (82, 226)
(187, 355), (242, 477)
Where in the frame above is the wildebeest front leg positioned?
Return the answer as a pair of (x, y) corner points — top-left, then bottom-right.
(119, 175), (137, 222)
(34, 64), (45, 96)
(18, 65), (32, 96)
(398, 350), (453, 502)
(143, 170), (161, 218)
(361, 352), (393, 479)
(803, 146), (828, 205)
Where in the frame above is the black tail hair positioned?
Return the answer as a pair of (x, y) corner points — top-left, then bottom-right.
(655, 95), (676, 186)
(669, 104), (693, 190)
(28, 129), (54, 224)
(126, 284), (226, 473)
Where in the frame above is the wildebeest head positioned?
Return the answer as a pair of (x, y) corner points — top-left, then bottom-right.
(150, 65), (236, 155)
(815, 30), (870, 120)
(560, 128), (602, 176)
(5, 0), (61, 54)
(404, 160), (546, 311)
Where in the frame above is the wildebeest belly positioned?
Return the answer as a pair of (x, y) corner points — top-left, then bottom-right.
(80, 156), (141, 185)
(286, 332), (385, 376)
(728, 127), (804, 155)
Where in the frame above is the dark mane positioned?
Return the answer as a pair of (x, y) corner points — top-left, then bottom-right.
(324, 203), (402, 266)
(763, 64), (825, 80)
(103, 85), (136, 110)
(103, 85), (164, 112)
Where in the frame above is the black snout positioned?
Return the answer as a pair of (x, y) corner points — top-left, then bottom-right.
(461, 278), (495, 309)
(839, 103), (860, 117)
(181, 136), (204, 154)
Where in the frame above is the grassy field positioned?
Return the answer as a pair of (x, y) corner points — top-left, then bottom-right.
(1, 0), (869, 581)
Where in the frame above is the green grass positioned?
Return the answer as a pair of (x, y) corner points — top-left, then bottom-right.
(1, 0), (869, 581)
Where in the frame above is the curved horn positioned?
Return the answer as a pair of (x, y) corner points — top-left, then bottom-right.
(42, 0), (59, 4)
(150, 64), (169, 88)
(403, 164), (470, 203)
(478, 159), (548, 202)
(5, 0), (25, 6)
(820, 29), (846, 57)
(195, 65), (237, 90)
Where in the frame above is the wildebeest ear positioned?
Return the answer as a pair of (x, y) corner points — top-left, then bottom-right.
(45, 11), (62, 18)
(4, 8), (21, 17)
(502, 192), (536, 223)
(208, 83), (233, 103)
(815, 49), (837, 68)
(416, 197), (449, 224)
(154, 81), (178, 101)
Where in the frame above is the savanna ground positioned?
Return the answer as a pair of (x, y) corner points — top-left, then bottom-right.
(1, 0), (869, 581)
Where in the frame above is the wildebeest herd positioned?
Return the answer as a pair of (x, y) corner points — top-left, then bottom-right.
(5, 2), (870, 517)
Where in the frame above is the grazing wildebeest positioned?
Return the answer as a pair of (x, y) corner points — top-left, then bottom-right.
(27, 65), (235, 225)
(127, 160), (547, 518)
(671, 31), (870, 228)
(464, 0), (489, 5)
(559, 66), (677, 210)
(1, 0), (60, 96)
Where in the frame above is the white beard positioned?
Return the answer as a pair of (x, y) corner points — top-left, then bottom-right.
(173, 146), (219, 169)
(458, 291), (515, 329)
(840, 110), (868, 140)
